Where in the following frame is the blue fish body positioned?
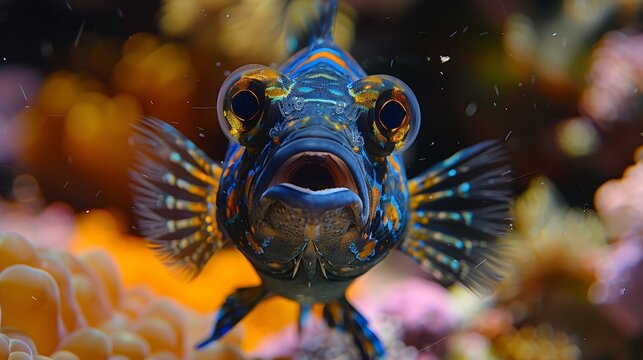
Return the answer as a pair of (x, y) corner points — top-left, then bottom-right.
(130, 1), (512, 358)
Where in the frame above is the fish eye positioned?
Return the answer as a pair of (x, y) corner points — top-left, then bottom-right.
(378, 99), (407, 130)
(349, 75), (421, 155)
(231, 89), (261, 122)
(217, 64), (288, 146)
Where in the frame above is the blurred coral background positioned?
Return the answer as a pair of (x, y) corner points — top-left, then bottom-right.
(0, 0), (641, 359)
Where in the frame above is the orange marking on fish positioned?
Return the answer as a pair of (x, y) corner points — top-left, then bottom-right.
(368, 186), (380, 223)
(385, 202), (400, 230)
(292, 50), (353, 75)
(223, 147), (244, 177)
(226, 189), (236, 219)
(388, 156), (406, 193)
(358, 240), (375, 260)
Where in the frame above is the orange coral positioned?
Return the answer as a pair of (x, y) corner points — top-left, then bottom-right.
(0, 232), (249, 359)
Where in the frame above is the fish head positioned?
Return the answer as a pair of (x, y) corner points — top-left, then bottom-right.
(217, 63), (420, 282)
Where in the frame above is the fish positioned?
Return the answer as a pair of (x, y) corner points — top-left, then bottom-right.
(129, 0), (512, 358)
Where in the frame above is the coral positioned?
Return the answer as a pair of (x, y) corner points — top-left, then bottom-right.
(592, 146), (643, 335)
(0, 232), (247, 360)
(581, 31), (643, 128)
(493, 325), (581, 360)
(159, 0), (356, 64)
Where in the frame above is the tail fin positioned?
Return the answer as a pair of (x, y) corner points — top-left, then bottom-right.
(400, 140), (513, 295)
(129, 117), (226, 278)
(196, 286), (268, 349)
(323, 297), (384, 359)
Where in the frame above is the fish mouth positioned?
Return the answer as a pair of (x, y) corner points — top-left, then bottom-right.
(255, 133), (368, 228)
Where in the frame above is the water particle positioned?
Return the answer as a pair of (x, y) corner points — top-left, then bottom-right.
(449, 31), (457, 38)
(494, 85), (499, 96)
(620, 288), (626, 295)
(462, 26), (469, 33)
(74, 21), (85, 47)
(505, 130), (512, 141)
(480, 32), (488, 36)
(116, 7), (123, 18)
(465, 103), (477, 117)
(18, 83), (27, 102)
(440, 55), (450, 63)
(552, 32), (558, 37)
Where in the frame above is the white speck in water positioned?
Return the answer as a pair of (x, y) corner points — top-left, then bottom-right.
(31, 296), (37, 301)
(620, 288), (626, 295)
(2, 57), (6, 61)
(494, 85), (499, 96)
(426, 57), (431, 62)
(440, 71), (444, 75)
(465, 103), (477, 117)
(74, 21), (85, 47)
(449, 31), (457, 38)
(562, 37), (567, 48)
(116, 7), (123, 18)
(440, 55), (450, 63)
(215, 61), (221, 67)
(95, 190), (101, 198)
(224, 70), (231, 76)
(505, 130), (512, 141)
(462, 26), (469, 33)
(199, 133), (205, 138)
(493, 102), (497, 107)
(85, 210), (90, 214)
(66, 2), (72, 11)
(225, 14), (230, 18)
(552, 32), (558, 37)
(64, 180), (69, 188)
(18, 83), (27, 102)
(480, 32), (488, 36)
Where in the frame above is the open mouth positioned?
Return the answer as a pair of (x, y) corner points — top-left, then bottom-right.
(270, 152), (359, 194)
(255, 139), (368, 228)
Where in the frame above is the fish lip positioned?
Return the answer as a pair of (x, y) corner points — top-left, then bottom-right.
(259, 184), (363, 226)
(254, 132), (369, 227)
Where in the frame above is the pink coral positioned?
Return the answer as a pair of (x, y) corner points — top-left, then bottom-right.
(581, 31), (643, 128)
(593, 147), (643, 335)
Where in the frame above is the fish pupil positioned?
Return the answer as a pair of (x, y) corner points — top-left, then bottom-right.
(289, 162), (335, 191)
(379, 100), (406, 130)
(231, 89), (260, 121)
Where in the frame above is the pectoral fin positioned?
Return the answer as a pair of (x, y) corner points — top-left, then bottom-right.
(323, 297), (384, 359)
(196, 286), (268, 349)
(401, 140), (513, 294)
(130, 117), (226, 278)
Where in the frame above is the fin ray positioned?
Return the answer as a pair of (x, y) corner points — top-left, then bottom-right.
(401, 140), (512, 294)
(130, 117), (226, 278)
(196, 286), (268, 349)
(322, 297), (384, 359)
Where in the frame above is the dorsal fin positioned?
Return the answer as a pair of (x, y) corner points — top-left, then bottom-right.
(313, 0), (337, 44)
